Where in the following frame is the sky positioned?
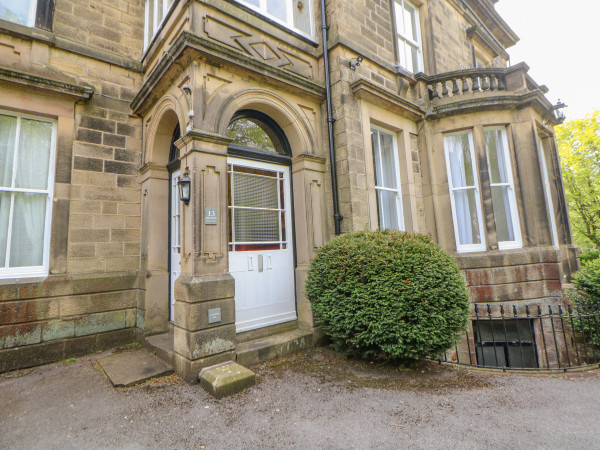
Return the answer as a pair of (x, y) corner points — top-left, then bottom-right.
(495, 0), (600, 120)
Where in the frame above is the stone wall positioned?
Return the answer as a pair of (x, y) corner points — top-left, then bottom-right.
(0, 0), (145, 371)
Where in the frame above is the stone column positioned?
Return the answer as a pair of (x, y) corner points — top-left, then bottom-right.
(291, 154), (328, 331)
(171, 131), (237, 383)
(138, 163), (170, 334)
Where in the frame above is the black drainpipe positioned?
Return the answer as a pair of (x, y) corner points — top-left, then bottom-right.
(320, 0), (342, 235)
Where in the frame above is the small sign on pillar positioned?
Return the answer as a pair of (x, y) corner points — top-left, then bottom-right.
(205, 208), (217, 225)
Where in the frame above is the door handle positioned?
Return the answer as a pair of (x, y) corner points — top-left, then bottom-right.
(267, 255), (272, 270)
(248, 256), (253, 271)
(258, 254), (263, 272)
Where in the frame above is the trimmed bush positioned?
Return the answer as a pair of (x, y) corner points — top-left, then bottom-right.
(306, 230), (470, 362)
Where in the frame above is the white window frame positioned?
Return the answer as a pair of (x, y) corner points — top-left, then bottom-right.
(484, 126), (522, 250)
(234, 0), (315, 40)
(537, 136), (559, 248)
(144, 0), (175, 50)
(371, 125), (405, 231)
(0, 110), (57, 279)
(393, 0), (423, 73)
(444, 130), (486, 253)
(0, 0), (37, 27)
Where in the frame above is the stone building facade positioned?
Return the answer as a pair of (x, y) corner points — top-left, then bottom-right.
(0, 0), (577, 380)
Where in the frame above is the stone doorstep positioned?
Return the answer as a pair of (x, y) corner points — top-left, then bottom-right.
(97, 349), (174, 387)
(235, 328), (314, 367)
(145, 328), (175, 366)
(198, 361), (256, 398)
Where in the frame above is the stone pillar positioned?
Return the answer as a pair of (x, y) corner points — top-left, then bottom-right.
(171, 131), (237, 383)
(138, 163), (170, 334)
(291, 154), (328, 331)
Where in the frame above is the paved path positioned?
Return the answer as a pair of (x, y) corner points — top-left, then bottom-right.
(1, 347), (599, 449)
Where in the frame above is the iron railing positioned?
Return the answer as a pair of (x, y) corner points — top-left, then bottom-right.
(438, 302), (600, 372)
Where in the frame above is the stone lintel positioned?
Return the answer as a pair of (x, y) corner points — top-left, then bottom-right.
(199, 361), (256, 398)
(0, 67), (94, 99)
(350, 79), (424, 122)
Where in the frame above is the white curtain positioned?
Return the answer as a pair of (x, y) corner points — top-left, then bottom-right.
(447, 134), (479, 245)
(0, 114), (17, 267)
(9, 119), (52, 268)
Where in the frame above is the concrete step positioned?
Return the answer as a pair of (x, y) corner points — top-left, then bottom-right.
(145, 329), (175, 367)
(235, 328), (313, 367)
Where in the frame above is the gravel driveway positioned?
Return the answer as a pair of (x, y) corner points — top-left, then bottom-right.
(1, 346), (599, 449)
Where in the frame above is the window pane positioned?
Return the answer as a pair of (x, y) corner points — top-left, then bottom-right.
(227, 118), (278, 153)
(398, 39), (410, 72)
(491, 185), (515, 242)
(403, 3), (417, 40)
(266, 0), (287, 21)
(0, 0), (33, 26)
(453, 188), (481, 245)
(0, 191), (10, 266)
(477, 346), (506, 368)
(244, 0), (260, 6)
(0, 114), (17, 187)
(377, 189), (401, 230)
(378, 132), (398, 189)
(233, 209), (279, 242)
(9, 193), (46, 267)
(447, 133), (475, 187)
(485, 129), (508, 184)
(16, 118), (53, 190)
(293, 0), (311, 35)
(233, 173), (279, 209)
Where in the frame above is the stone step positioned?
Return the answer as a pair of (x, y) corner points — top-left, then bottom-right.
(145, 329), (175, 366)
(235, 328), (313, 367)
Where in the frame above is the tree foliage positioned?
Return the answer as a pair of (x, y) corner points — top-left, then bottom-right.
(556, 111), (600, 251)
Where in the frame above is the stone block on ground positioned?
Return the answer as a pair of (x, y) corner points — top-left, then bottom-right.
(199, 361), (255, 398)
(98, 348), (173, 387)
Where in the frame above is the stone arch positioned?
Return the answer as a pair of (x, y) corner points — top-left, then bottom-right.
(144, 95), (185, 166)
(214, 89), (315, 157)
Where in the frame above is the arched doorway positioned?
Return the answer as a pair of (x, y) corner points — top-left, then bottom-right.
(226, 110), (296, 333)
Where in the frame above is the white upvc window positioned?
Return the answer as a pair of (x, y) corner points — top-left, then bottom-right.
(0, 0), (37, 27)
(484, 127), (522, 249)
(371, 126), (404, 231)
(393, 0), (423, 73)
(0, 111), (56, 279)
(444, 131), (486, 253)
(235, 0), (314, 38)
(144, 0), (175, 49)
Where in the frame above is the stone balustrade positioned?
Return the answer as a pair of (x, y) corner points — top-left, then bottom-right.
(416, 68), (508, 100)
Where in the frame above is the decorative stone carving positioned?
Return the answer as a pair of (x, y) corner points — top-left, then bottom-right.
(204, 16), (313, 79)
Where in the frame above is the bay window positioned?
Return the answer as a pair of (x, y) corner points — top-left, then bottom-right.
(0, 111), (56, 278)
(444, 131), (485, 252)
(235, 0), (314, 38)
(393, 0), (423, 73)
(371, 127), (404, 231)
(485, 127), (522, 249)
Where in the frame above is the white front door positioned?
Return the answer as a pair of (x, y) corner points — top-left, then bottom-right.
(170, 170), (181, 320)
(228, 158), (296, 333)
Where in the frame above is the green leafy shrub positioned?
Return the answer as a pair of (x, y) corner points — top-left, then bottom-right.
(305, 230), (470, 362)
(580, 251), (600, 266)
(570, 258), (600, 346)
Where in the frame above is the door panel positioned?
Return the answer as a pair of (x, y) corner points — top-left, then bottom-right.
(228, 158), (296, 332)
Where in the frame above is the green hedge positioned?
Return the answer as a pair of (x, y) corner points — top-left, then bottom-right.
(305, 230), (470, 362)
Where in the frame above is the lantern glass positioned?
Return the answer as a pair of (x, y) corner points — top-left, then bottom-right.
(178, 175), (191, 204)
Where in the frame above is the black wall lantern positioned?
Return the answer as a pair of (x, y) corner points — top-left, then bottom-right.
(178, 173), (191, 205)
(553, 100), (567, 121)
